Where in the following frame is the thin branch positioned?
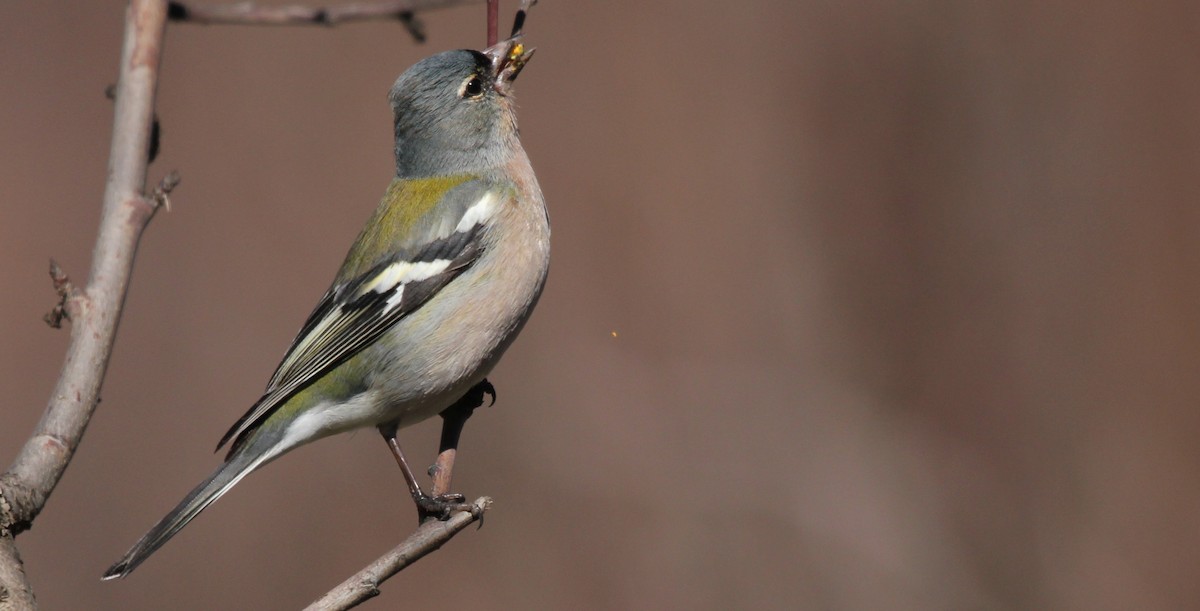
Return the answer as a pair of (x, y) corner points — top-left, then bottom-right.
(429, 432), (462, 497)
(429, 378), (493, 498)
(486, 0), (497, 46)
(304, 497), (492, 611)
(0, 533), (33, 609)
(0, 0), (169, 605)
(169, 0), (484, 41)
(168, 0), (475, 24)
(511, 0), (535, 39)
(316, 381), (495, 609)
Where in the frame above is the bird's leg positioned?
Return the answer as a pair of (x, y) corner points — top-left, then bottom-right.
(378, 424), (474, 524)
(428, 379), (496, 505)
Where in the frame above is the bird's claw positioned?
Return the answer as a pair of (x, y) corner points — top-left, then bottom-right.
(439, 378), (496, 423)
(479, 379), (496, 407)
(415, 492), (472, 522)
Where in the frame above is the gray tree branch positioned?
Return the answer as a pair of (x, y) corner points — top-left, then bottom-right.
(305, 498), (492, 611)
(0, 1), (170, 608)
(168, 0), (484, 41)
(169, 0), (477, 24)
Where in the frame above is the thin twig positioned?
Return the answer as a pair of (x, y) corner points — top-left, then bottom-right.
(511, 0), (536, 38)
(317, 379), (494, 609)
(168, 0), (474, 24)
(0, 0), (170, 606)
(429, 379), (493, 499)
(486, 0), (497, 46)
(0, 532), (32, 610)
(304, 497), (492, 611)
(169, 0), (484, 41)
(429, 435), (460, 497)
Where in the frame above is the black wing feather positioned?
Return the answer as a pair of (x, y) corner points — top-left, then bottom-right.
(217, 222), (485, 455)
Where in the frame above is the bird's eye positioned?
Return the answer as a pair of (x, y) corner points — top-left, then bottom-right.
(462, 75), (485, 98)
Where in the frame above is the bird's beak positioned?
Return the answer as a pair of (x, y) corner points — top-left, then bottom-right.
(484, 37), (535, 95)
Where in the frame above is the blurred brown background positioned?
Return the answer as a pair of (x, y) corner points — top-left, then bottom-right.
(2, 1), (1199, 609)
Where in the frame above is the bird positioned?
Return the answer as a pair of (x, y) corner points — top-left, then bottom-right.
(102, 36), (548, 580)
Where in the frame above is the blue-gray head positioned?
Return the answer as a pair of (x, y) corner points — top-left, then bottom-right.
(389, 39), (535, 178)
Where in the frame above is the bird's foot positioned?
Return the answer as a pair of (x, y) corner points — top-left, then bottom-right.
(414, 491), (477, 522)
(439, 378), (496, 423)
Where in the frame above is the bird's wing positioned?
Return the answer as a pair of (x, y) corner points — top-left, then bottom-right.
(217, 179), (503, 455)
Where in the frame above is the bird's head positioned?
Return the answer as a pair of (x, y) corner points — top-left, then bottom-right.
(389, 38), (535, 178)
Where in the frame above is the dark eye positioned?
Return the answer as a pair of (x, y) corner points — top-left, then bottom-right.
(462, 76), (485, 98)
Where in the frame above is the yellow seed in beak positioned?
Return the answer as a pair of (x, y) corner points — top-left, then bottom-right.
(509, 43), (525, 62)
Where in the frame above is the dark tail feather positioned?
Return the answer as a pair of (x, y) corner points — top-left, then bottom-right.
(102, 443), (271, 580)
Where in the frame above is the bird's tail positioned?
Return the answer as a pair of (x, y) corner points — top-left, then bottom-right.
(101, 434), (279, 580)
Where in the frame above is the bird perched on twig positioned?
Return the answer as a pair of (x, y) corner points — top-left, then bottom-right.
(103, 35), (548, 580)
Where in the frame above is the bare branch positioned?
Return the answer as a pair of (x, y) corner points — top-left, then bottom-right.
(0, 0), (169, 603)
(0, 534), (33, 609)
(511, 0), (536, 39)
(486, 0), (497, 46)
(305, 497), (492, 611)
(168, 0), (470, 24)
(168, 0), (484, 41)
(310, 383), (493, 608)
(429, 378), (494, 497)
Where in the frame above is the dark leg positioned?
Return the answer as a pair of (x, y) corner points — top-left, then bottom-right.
(378, 424), (473, 524)
(429, 380), (496, 499)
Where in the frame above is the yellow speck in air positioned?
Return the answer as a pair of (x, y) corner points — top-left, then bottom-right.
(611, 331), (618, 338)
